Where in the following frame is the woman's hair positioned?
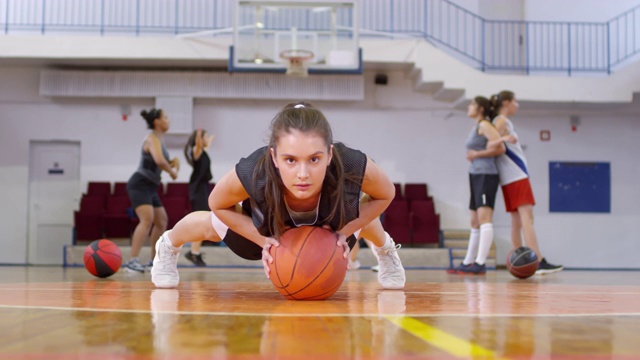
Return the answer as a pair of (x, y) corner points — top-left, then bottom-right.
(281, 101), (315, 110)
(253, 102), (351, 237)
(184, 129), (206, 167)
(140, 108), (163, 129)
(473, 96), (492, 120)
(489, 90), (515, 120)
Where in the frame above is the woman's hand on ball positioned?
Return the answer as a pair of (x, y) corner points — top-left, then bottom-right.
(261, 237), (279, 279)
(322, 225), (349, 259)
(336, 233), (350, 259)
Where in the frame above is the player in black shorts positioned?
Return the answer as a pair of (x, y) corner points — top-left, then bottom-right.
(123, 109), (180, 273)
(183, 128), (215, 266)
(449, 96), (504, 275)
(151, 102), (406, 289)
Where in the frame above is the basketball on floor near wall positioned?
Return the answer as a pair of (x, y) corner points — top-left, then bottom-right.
(506, 246), (539, 279)
(83, 239), (122, 278)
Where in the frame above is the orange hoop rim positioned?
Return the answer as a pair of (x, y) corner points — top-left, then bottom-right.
(279, 49), (314, 62)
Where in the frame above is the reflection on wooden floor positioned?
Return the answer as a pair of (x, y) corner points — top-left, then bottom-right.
(0, 267), (639, 359)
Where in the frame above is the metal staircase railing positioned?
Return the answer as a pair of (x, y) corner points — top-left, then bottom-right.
(1, 0), (638, 75)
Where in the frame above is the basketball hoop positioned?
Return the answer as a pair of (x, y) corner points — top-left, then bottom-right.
(280, 49), (314, 77)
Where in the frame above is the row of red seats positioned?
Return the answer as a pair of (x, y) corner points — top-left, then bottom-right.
(73, 181), (214, 243)
(76, 181), (439, 246)
(383, 183), (441, 246)
(85, 181), (214, 199)
(393, 183), (431, 202)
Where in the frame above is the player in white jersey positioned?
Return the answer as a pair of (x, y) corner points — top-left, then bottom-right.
(489, 91), (562, 275)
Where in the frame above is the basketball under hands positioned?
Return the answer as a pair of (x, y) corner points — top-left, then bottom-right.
(83, 239), (122, 278)
(506, 246), (539, 279)
(268, 226), (348, 300)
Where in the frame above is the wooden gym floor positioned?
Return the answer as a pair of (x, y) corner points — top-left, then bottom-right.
(0, 266), (639, 359)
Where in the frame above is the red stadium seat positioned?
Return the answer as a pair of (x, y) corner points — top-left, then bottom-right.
(113, 182), (128, 197)
(410, 200), (440, 245)
(87, 181), (111, 197)
(162, 196), (189, 229)
(404, 183), (430, 201)
(165, 182), (189, 197)
(393, 183), (403, 200)
(73, 195), (106, 243)
(381, 200), (411, 245)
(103, 196), (134, 238)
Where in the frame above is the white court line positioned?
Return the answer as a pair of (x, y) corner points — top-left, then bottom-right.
(1, 287), (640, 296)
(1, 304), (640, 318)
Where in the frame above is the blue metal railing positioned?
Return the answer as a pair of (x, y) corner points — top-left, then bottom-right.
(361, 0), (639, 74)
(1, 0), (638, 75)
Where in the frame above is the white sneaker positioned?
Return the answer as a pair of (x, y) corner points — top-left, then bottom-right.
(375, 235), (406, 289)
(371, 265), (380, 272)
(348, 259), (361, 270)
(151, 232), (181, 288)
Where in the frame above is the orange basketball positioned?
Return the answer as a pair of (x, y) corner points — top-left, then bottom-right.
(268, 226), (348, 300)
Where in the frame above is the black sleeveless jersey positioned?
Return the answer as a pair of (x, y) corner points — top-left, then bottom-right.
(235, 142), (367, 236)
(189, 151), (213, 185)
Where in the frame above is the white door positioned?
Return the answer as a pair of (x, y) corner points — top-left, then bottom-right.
(28, 141), (81, 265)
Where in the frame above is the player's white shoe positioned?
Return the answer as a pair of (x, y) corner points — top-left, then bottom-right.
(375, 233), (406, 289)
(151, 232), (181, 288)
(348, 259), (361, 270)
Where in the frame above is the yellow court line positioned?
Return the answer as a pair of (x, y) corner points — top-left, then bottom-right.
(384, 315), (507, 359)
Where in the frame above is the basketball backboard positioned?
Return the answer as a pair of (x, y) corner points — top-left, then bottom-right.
(229, 0), (362, 75)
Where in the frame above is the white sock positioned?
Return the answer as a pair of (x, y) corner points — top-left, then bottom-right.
(190, 251), (200, 255)
(374, 232), (393, 250)
(366, 239), (380, 262)
(462, 228), (480, 265)
(164, 231), (182, 252)
(475, 223), (494, 265)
